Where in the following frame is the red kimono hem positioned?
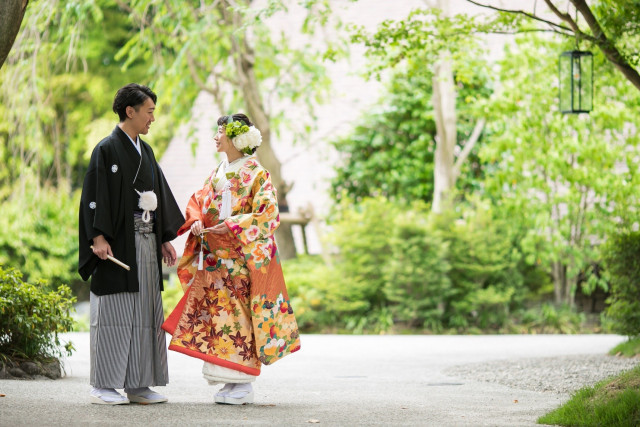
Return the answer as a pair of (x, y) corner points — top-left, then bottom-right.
(166, 344), (261, 376)
(162, 288), (261, 377)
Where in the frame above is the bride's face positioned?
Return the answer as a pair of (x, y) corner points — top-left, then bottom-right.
(214, 125), (232, 153)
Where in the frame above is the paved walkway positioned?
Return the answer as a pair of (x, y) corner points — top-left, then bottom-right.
(0, 333), (629, 426)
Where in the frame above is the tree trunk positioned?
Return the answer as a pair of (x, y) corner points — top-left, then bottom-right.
(221, 1), (297, 259)
(0, 0), (29, 69)
(565, 276), (576, 308)
(431, 57), (457, 213)
(552, 260), (575, 306)
(431, 0), (458, 213)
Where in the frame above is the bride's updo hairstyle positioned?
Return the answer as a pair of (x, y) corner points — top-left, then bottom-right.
(218, 113), (261, 155)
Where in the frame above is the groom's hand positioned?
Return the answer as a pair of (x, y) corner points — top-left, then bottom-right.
(92, 235), (113, 260)
(162, 242), (177, 266)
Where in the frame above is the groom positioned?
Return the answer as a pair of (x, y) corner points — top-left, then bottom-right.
(78, 83), (185, 405)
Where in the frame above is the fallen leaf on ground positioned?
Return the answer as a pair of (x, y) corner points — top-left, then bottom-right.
(0, 394), (5, 397)
(513, 400), (519, 403)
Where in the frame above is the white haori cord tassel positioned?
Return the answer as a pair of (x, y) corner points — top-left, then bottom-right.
(136, 190), (157, 223)
(198, 241), (204, 270)
(219, 181), (232, 220)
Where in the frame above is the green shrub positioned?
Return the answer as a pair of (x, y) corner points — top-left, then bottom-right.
(286, 197), (583, 334)
(433, 206), (525, 331)
(602, 231), (640, 337)
(281, 255), (339, 332)
(0, 183), (85, 299)
(326, 197), (401, 331)
(384, 210), (450, 330)
(321, 197), (527, 333)
(0, 266), (75, 362)
(283, 254), (396, 334)
(518, 303), (584, 334)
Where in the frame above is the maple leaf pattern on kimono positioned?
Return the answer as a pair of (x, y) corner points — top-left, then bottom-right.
(166, 157), (300, 375)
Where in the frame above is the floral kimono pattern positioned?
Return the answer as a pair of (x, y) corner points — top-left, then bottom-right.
(162, 156), (300, 376)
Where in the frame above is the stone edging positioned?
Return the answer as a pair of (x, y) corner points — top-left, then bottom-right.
(0, 359), (62, 380)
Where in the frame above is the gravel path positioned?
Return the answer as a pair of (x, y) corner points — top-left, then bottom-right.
(445, 354), (640, 394)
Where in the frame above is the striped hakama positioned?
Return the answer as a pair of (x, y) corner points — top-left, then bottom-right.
(90, 216), (168, 388)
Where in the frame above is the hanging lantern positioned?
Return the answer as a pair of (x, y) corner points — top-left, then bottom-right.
(559, 50), (594, 114)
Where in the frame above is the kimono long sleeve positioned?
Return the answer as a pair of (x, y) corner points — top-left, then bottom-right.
(82, 145), (115, 241)
(78, 144), (117, 281)
(224, 169), (279, 246)
(155, 162), (186, 243)
(177, 187), (207, 237)
(175, 183), (221, 290)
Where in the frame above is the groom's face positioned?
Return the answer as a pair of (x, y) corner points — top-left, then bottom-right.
(126, 97), (156, 135)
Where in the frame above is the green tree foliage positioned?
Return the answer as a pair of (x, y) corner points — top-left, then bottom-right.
(479, 34), (640, 306)
(588, 0), (640, 68)
(331, 70), (437, 204)
(349, 7), (493, 211)
(0, 266), (75, 362)
(602, 231), (640, 337)
(351, 7), (487, 80)
(0, 0), (161, 194)
(114, 0), (338, 133)
(331, 61), (490, 205)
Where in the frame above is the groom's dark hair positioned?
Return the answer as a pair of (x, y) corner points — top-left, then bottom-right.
(113, 83), (157, 122)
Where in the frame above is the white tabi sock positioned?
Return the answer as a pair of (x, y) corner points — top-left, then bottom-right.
(228, 382), (253, 398)
(216, 383), (235, 397)
(90, 387), (127, 402)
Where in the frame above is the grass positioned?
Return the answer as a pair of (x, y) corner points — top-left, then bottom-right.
(610, 337), (640, 357)
(538, 364), (640, 427)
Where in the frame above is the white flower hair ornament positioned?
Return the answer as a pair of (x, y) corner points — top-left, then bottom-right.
(225, 118), (262, 155)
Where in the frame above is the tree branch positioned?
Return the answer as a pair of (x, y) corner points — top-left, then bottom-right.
(570, 0), (640, 91)
(542, 0), (579, 32)
(464, 0), (574, 33)
(465, 0), (640, 92)
(185, 52), (225, 112)
(453, 118), (485, 178)
(467, 28), (574, 38)
(188, 52), (239, 86)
